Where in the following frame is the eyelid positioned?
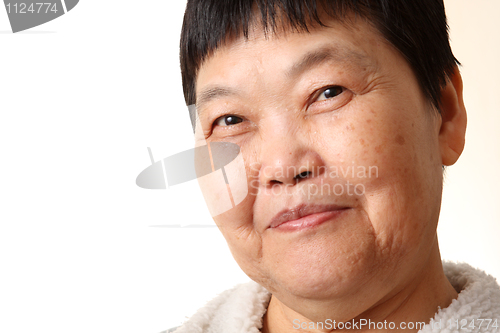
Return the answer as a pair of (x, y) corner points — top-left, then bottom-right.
(307, 85), (353, 115)
(213, 114), (242, 125)
(312, 85), (345, 103)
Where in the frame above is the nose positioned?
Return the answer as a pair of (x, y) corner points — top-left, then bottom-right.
(258, 127), (325, 188)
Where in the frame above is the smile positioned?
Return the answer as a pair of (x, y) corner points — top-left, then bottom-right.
(268, 204), (350, 231)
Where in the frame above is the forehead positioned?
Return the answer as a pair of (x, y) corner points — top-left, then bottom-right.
(195, 16), (387, 108)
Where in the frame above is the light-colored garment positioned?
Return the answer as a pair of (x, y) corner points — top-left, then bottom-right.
(165, 262), (500, 333)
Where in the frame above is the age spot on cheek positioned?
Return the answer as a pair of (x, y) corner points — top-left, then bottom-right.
(396, 135), (406, 145)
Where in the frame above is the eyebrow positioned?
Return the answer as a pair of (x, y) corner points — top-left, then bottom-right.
(196, 87), (238, 114)
(195, 45), (370, 115)
(286, 46), (370, 79)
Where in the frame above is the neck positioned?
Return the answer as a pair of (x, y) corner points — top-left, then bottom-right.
(261, 240), (458, 333)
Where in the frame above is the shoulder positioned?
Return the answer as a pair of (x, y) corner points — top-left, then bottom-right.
(419, 261), (500, 332)
(166, 280), (271, 333)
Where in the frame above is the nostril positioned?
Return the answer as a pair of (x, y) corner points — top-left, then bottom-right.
(295, 171), (312, 181)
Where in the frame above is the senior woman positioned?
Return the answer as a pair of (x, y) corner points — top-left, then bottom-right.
(166, 0), (500, 332)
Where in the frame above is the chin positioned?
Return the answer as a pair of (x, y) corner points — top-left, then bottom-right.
(263, 239), (380, 300)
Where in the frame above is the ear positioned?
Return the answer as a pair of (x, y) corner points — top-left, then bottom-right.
(438, 66), (467, 166)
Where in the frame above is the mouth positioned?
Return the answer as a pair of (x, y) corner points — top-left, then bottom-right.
(268, 204), (350, 231)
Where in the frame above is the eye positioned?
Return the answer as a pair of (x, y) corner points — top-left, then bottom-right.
(315, 86), (344, 102)
(214, 115), (243, 127)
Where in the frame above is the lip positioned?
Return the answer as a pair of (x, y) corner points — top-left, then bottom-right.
(268, 204), (349, 231)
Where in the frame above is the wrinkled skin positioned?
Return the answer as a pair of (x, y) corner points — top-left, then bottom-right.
(194, 14), (466, 332)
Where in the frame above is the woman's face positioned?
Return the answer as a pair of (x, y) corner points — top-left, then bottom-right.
(194, 16), (446, 317)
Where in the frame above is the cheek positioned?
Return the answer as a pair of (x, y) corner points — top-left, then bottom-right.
(313, 102), (441, 257)
(207, 146), (266, 281)
(195, 143), (249, 218)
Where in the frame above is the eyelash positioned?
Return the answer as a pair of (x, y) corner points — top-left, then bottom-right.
(313, 85), (345, 103)
(213, 114), (244, 128)
(210, 85), (346, 130)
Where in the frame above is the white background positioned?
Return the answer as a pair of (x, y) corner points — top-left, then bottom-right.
(0, 1), (498, 332)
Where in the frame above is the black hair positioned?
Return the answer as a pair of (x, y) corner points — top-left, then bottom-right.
(180, 0), (459, 113)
